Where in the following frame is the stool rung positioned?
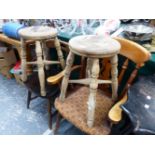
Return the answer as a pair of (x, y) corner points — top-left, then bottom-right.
(97, 80), (112, 84)
(44, 60), (60, 65)
(69, 79), (112, 85)
(26, 61), (60, 65)
(69, 78), (90, 85)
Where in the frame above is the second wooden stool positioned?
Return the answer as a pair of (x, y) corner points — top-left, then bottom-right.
(59, 35), (121, 127)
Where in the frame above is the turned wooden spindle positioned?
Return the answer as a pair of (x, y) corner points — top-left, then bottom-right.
(59, 52), (75, 102)
(118, 59), (129, 85)
(21, 38), (27, 82)
(36, 41), (46, 96)
(42, 41), (49, 70)
(54, 37), (65, 69)
(110, 55), (118, 101)
(87, 58), (100, 127)
(86, 58), (93, 78)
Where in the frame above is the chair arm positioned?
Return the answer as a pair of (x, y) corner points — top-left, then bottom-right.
(108, 93), (128, 123)
(47, 65), (82, 85)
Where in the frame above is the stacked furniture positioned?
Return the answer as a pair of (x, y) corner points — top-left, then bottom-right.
(18, 26), (65, 129)
(47, 37), (150, 135)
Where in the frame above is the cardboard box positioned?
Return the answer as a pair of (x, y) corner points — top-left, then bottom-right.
(0, 47), (7, 57)
(0, 47), (17, 79)
(0, 49), (17, 67)
(13, 73), (24, 85)
(0, 65), (13, 79)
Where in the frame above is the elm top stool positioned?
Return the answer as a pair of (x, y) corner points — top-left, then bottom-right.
(59, 35), (121, 128)
(18, 26), (65, 96)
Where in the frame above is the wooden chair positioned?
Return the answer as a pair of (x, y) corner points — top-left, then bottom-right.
(24, 69), (60, 129)
(108, 37), (150, 124)
(47, 37), (150, 134)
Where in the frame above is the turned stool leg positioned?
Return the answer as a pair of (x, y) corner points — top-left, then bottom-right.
(86, 58), (93, 78)
(110, 55), (118, 101)
(54, 37), (65, 69)
(59, 52), (75, 102)
(42, 41), (50, 70)
(21, 38), (27, 81)
(87, 58), (100, 127)
(36, 41), (46, 96)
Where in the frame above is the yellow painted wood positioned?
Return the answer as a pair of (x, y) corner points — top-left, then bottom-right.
(108, 93), (128, 123)
(47, 65), (82, 85)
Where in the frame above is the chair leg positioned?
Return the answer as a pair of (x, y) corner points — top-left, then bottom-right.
(27, 90), (32, 109)
(48, 98), (52, 129)
(54, 112), (62, 134)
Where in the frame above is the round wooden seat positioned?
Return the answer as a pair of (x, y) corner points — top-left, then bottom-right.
(19, 25), (65, 97)
(18, 26), (57, 40)
(69, 35), (121, 58)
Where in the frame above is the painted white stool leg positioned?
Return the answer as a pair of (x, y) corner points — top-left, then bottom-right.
(54, 37), (65, 69)
(110, 55), (118, 101)
(59, 52), (75, 102)
(42, 41), (49, 70)
(36, 41), (46, 96)
(86, 58), (93, 78)
(20, 38), (27, 82)
(87, 58), (100, 127)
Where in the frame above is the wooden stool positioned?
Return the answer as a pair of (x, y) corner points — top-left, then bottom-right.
(19, 26), (65, 96)
(59, 35), (121, 127)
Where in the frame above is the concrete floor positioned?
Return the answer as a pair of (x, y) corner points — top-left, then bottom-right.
(0, 74), (84, 135)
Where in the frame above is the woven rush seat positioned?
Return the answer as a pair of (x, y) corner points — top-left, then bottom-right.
(18, 26), (57, 40)
(69, 35), (120, 58)
(55, 86), (114, 135)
